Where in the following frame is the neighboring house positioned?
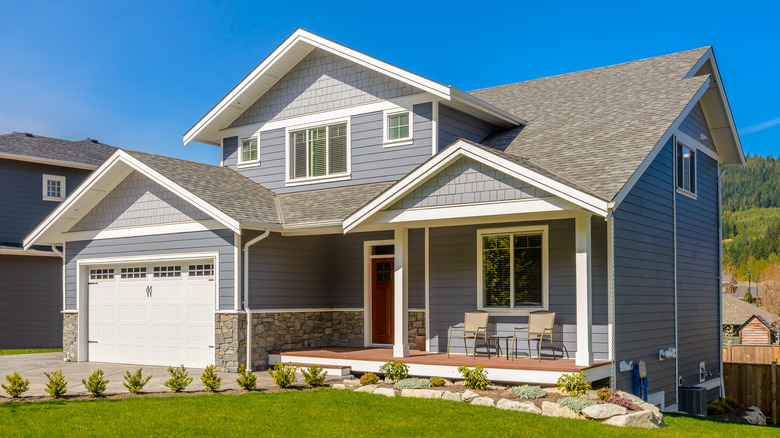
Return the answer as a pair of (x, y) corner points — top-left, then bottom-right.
(25, 29), (744, 409)
(0, 132), (115, 348)
(737, 315), (777, 345)
(722, 293), (780, 344)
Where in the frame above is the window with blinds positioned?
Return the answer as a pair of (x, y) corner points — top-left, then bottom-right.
(480, 230), (544, 309)
(290, 122), (348, 180)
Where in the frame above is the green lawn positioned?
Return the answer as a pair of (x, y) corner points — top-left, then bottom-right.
(0, 390), (775, 437)
(0, 349), (61, 356)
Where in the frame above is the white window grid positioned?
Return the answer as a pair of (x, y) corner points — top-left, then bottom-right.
(188, 264), (214, 277)
(42, 174), (66, 201)
(89, 269), (114, 280)
(120, 267), (147, 279)
(153, 266), (182, 278)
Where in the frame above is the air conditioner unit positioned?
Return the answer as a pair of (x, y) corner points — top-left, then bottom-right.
(678, 386), (707, 416)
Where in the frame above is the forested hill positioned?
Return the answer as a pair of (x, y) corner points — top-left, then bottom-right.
(722, 154), (780, 212)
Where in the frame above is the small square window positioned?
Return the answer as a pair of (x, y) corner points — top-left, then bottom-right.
(42, 174), (66, 201)
(240, 137), (259, 164)
(387, 112), (410, 141)
(188, 264), (214, 277)
(120, 267), (147, 279)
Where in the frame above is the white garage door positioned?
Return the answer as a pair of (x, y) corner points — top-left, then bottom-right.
(87, 261), (215, 368)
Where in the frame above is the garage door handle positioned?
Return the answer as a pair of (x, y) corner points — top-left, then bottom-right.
(88, 340), (98, 344)
(209, 346), (214, 348)
(146, 286), (152, 297)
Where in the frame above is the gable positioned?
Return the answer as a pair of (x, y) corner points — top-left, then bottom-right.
(229, 48), (423, 128)
(679, 102), (716, 154)
(69, 170), (211, 232)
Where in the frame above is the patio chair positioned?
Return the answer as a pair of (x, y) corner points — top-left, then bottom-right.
(447, 310), (490, 358)
(512, 311), (556, 361)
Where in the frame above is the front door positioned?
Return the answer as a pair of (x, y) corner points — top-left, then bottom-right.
(371, 258), (394, 344)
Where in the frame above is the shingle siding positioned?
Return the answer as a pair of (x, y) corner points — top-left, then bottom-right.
(438, 103), (497, 151)
(679, 103), (716, 153)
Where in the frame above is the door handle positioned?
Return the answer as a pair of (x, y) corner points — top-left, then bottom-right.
(146, 286), (152, 297)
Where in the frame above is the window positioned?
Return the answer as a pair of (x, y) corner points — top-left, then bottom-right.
(188, 264), (214, 277)
(89, 269), (114, 280)
(42, 174), (66, 201)
(153, 266), (182, 278)
(120, 267), (147, 279)
(676, 140), (696, 194)
(289, 122), (348, 180)
(384, 110), (413, 146)
(478, 227), (547, 310)
(240, 137), (259, 164)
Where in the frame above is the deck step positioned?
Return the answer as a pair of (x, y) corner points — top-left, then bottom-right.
(284, 362), (353, 376)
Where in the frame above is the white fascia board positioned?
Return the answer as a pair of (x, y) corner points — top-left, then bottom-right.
(0, 152), (99, 170)
(675, 130), (719, 162)
(371, 198), (576, 225)
(0, 248), (61, 257)
(610, 79), (711, 209)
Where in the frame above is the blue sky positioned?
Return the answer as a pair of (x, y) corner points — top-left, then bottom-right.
(1, 1), (777, 165)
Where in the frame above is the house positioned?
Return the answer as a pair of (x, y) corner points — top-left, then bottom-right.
(722, 293), (780, 344)
(24, 29), (744, 409)
(737, 315), (777, 345)
(0, 132), (115, 348)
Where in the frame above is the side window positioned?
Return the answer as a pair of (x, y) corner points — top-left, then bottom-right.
(676, 140), (696, 195)
(384, 110), (413, 146)
(240, 137), (259, 164)
(289, 122), (348, 181)
(42, 174), (66, 201)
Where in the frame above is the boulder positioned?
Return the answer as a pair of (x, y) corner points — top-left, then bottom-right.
(744, 406), (767, 426)
(401, 389), (442, 399)
(487, 384), (506, 391)
(441, 391), (462, 402)
(373, 388), (397, 397)
(496, 399), (542, 414)
(442, 379), (454, 387)
(331, 384), (346, 390)
(541, 401), (585, 420)
(354, 384), (377, 393)
(615, 391), (660, 414)
(471, 397), (495, 407)
(602, 410), (660, 429)
(462, 390), (480, 402)
(343, 379), (362, 388)
(581, 403), (627, 420)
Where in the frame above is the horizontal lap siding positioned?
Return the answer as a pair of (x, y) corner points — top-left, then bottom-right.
(679, 103), (716, 153)
(613, 140), (676, 407)
(330, 231), (393, 309)
(437, 104), (497, 150)
(677, 152), (720, 394)
(65, 230), (236, 310)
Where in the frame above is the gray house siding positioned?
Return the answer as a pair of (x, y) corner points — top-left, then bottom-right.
(679, 103), (716, 153)
(64, 230), (236, 310)
(428, 219), (609, 358)
(0, 255), (62, 348)
(437, 104), (497, 151)
(612, 139), (677, 407)
(225, 102), (433, 194)
(676, 152), (721, 392)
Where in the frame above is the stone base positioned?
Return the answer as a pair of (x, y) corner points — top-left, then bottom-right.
(63, 312), (78, 362)
(408, 311), (425, 346)
(215, 313), (247, 373)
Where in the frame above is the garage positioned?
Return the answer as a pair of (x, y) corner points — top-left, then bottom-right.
(86, 260), (215, 368)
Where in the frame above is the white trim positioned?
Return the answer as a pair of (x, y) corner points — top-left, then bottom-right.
(238, 136), (260, 166)
(676, 188), (698, 200)
(575, 212), (593, 367)
(0, 247), (61, 257)
(62, 220), (226, 241)
(675, 130), (719, 162)
(363, 239), (395, 347)
(383, 109), (413, 147)
(234, 232), (241, 310)
(42, 174), (66, 202)
(424, 226), (430, 352)
(284, 117), (351, 186)
(476, 225), (549, 313)
(393, 227), (409, 357)
(76, 251), (220, 266)
(675, 138), (698, 196)
(431, 102), (439, 155)
(0, 152), (98, 170)
(696, 377), (721, 391)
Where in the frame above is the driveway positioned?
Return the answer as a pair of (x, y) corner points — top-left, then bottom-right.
(0, 353), (276, 397)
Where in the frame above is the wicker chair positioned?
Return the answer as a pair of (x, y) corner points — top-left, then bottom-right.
(447, 310), (490, 358)
(512, 311), (556, 361)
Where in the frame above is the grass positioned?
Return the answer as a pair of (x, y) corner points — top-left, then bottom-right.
(0, 349), (61, 356)
(0, 390), (776, 437)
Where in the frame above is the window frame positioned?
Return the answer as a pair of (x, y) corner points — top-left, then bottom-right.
(675, 138), (697, 198)
(238, 136), (260, 166)
(285, 118), (351, 186)
(383, 109), (414, 147)
(476, 225), (549, 314)
(42, 174), (66, 202)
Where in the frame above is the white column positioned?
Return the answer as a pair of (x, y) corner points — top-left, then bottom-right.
(393, 227), (410, 357)
(575, 212), (594, 366)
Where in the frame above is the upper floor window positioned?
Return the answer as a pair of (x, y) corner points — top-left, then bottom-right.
(676, 140), (696, 195)
(42, 174), (66, 201)
(384, 110), (413, 146)
(289, 122), (348, 181)
(240, 137), (259, 164)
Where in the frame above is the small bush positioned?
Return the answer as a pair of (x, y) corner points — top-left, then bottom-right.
(557, 371), (591, 396)
(302, 365), (327, 387)
(164, 365), (193, 392)
(394, 378), (432, 390)
(44, 369), (68, 398)
(707, 398), (735, 416)
(429, 376), (446, 387)
(596, 387), (615, 401)
(512, 385), (548, 400)
(379, 360), (409, 381)
(200, 365), (221, 392)
(723, 397), (739, 409)
(236, 364), (257, 391)
(360, 372), (379, 385)
(558, 396), (596, 413)
(607, 394), (636, 409)
(123, 368), (152, 394)
(457, 365), (489, 390)
(1, 372), (30, 398)
(268, 361), (297, 388)
(82, 369), (108, 397)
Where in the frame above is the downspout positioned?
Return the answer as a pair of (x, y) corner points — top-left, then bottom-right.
(243, 228), (270, 371)
(606, 205), (616, 389)
(672, 136), (679, 408)
(718, 166), (726, 397)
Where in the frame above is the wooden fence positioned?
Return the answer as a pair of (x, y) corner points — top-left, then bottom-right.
(722, 345), (780, 364)
(722, 362), (779, 424)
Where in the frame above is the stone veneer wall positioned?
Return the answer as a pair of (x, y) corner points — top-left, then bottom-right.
(408, 311), (426, 345)
(215, 313), (247, 373)
(63, 313), (78, 362)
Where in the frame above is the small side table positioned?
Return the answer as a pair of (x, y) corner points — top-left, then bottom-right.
(489, 335), (513, 361)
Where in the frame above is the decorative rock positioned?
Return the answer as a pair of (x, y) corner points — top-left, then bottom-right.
(451, 380), (465, 386)
(584, 390), (601, 401)
(542, 401), (585, 420)
(496, 399), (542, 414)
(373, 388), (397, 397)
(487, 384), (506, 391)
(581, 403), (627, 420)
(344, 379), (362, 388)
(442, 379), (454, 387)
(355, 384), (377, 393)
(615, 391), (660, 414)
(602, 410), (659, 429)
(471, 397), (495, 407)
(331, 384), (346, 390)
(401, 389), (442, 399)
(384, 378), (395, 384)
(744, 406), (766, 425)
(462, 390), (480, 402)
(441, 391), (462, 402)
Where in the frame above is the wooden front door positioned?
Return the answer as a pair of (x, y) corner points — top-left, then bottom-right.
(371, 258), (394, 344)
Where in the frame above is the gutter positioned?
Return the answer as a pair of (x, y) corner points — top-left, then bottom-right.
(243, 228), (271, 370)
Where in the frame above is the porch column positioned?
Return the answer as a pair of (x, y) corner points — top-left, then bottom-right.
(575, 212), (594, 366)
(393, 227), (410, 357)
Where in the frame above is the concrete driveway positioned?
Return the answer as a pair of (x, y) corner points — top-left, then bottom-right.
(0, 353), (276, 397)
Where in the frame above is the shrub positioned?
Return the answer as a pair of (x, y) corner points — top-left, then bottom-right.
(596, 387), (615, 401)
(360, 372), (379, 385)
(164, 365), (193, 392)
(236, 364), (257, 391)
(123, 368), (152, 394)
(607, 394), (636, 410)
(379, 360), (409, 381)
(44, 369), (68, 398)
(557, 371), (591, 396)
(268, 361), (297, 388)
(429, 376), (446, 387)
(512, 385), (548, 400)
(558, 396), (596, 413)
(707, 398), (735, 416)
(301, 365), (327, 387)
(723, 397), (739, 409)
(1, 372), (30, 398)
(200, 365), (221, 392)
(394, 378), (432, 390)
(82, 369), (108, 397)
(457, 365), (489, 390)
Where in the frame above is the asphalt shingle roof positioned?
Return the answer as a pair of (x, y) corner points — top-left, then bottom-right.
(722, 293), (780, 326)
(0, 132), (117, 167)
(278, 181), (395, 225)
(469, 47), (711, 201)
